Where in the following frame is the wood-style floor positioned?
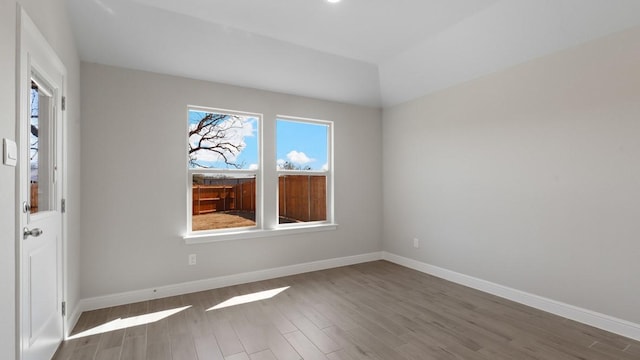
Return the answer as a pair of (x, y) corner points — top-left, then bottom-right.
(53, 261), (640, 360)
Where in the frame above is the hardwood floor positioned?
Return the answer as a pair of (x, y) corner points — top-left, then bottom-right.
(53, 261), (640, 360)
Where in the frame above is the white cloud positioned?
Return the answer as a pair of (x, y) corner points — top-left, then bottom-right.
(286, 150), (314, 165)
(322, 163), (328, 171)
(248, 163), (258, 170)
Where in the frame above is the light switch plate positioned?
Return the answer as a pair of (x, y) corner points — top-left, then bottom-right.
(3, 138), (17, 167)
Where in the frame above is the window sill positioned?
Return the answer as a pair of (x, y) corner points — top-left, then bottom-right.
(183, 223), (338, 244)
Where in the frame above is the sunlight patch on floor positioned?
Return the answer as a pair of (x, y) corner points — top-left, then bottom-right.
(68, 305), (192, 339)
(207, 286), (290, 311)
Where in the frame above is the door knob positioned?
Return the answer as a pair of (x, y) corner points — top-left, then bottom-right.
(23, 227), (43, 239)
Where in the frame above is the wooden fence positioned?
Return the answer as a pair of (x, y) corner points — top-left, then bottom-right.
(192, 175), (326, 222)
(30, 182), (39, 213)
(278, 175), (326, 222)
(192, 183), (255, 215)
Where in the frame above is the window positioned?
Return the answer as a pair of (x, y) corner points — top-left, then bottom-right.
(187, 108), (260, 233)
(29, 79), (55, 213)
(276, 118), (331, 225)
(186, 108), (334, 241)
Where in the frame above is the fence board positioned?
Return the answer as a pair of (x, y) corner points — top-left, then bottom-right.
(192, 185), (233, 215)
(310, 176), (326, 221)
(30, 182), (39, 213)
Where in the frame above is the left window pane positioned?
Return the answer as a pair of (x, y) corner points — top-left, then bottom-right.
(188, 108), (260, 233)
(188, 110), (258, 169)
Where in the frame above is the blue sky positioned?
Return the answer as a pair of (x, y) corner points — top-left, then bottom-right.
(189, 111), (328, 171)
(276, 119), (328, 171)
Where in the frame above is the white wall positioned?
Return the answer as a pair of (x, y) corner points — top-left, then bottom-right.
(79, 63), (383, 299)
(0, 0), (18, 357)
(383, 26), (640, 324)
(0, 0), (81, 357)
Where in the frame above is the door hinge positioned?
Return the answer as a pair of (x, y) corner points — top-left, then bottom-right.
(61, 96), (66, 111)
(61, 301), (66, 317)
(61, 198), (66, 213)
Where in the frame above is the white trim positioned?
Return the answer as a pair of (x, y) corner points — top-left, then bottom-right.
(184, 223), (338, 244)
(382, 252), (640, 341)
(76, 252), (382, 313)
(65, 305), (82, 339)
(276, 116), (334, 225)
(275, 115), (333, 127)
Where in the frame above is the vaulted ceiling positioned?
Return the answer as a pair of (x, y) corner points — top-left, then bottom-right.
(68, 0), (640, 107)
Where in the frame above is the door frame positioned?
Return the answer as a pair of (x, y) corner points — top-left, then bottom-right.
(15, 6), (68, 358)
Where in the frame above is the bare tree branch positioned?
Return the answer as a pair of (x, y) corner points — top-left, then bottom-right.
(188, 112), (247, 168)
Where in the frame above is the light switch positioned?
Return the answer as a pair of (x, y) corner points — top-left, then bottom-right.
(3, 138), (17, 167)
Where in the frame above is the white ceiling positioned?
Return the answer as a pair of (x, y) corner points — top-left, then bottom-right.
(128, 0), (498, 64)
(68, 0), (640, 107)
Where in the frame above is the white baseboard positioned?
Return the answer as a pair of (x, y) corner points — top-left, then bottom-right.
(65, 303), (83, 338)
(76, 252), (383, 314)
(382, 251), (640, 341)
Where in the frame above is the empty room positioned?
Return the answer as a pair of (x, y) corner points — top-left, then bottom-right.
(1, 0), (640, 359)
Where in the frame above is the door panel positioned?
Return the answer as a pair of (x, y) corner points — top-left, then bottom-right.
(28, 229), (58, 343)
(18, 8), (66, 360)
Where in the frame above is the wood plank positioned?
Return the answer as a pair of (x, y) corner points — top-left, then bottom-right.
(265, 326), (303, 360)
(146, 318), (169, 344)
(322, 326), (383, 360)
(208, 310), (246, 356)
(67, 344), (98, 360)
(226, 352), (251, 360)
(259, 302), (298, 334)
(284, 331), (329, 360)
(250, 349), (278, 360)
(120, 335), (146, 360)
(96, 329), (125, 351)
(230, 310), (269, 354)
(326, 349), (358, 360)
(146, 340), (171, 360)
(194, 334), (225, 360)
(288, 315), (341, 353)
(170, 332), (198, 360)
(94, 346), (121, 360)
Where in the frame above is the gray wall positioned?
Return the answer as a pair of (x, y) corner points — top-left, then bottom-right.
(383, 26), (640, 324)
(0, 0), (18, 357)
(79, 63), (383, 299)
(0, 0), (80, 357)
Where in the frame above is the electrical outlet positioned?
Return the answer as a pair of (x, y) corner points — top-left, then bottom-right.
(188, 254), (197, 265)
(413, 238), (419, 248)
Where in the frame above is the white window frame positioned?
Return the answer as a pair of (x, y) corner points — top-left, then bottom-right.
(184, 109), (337, 244)
(186, 106), (263, 236)
(276, 115), (334, 228)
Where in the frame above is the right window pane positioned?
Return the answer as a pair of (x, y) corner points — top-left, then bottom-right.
(276, 118), (330, 224)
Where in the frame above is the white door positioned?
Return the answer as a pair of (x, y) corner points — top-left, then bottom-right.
(17, 9), (66, 360)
